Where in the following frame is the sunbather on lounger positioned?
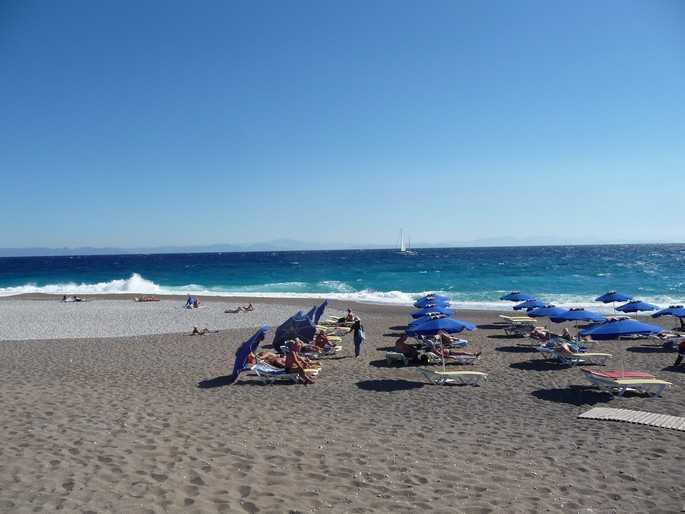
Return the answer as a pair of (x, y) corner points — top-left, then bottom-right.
(252, 351), (286, 368)
(285, 340), (316, 384)
(395, 335), (420, 363)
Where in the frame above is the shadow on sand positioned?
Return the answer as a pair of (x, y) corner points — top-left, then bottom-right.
(477, 323), (505, 330)
(488, 334), (523, 340)
(532, 386), (613, 406)
(383, 332), (405, 338)
(626, 346), (675, 354)
(197, 374), (236, 389)
(510, 360), (563, 371)
(356, 379), (424, 392)
(496, 345), (537, 353)
(389, 325), (408, 331)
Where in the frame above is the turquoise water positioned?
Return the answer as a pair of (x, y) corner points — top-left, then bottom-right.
(1, 244), (684, 309)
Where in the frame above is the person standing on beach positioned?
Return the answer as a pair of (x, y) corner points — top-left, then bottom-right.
(674, 340), (685, 367)
(352, 319), (365, 358)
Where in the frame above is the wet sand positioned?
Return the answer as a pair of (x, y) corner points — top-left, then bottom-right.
(0, 297), (683, 513)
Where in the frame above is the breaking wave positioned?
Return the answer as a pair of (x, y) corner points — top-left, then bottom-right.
(0, 273), (680, 311)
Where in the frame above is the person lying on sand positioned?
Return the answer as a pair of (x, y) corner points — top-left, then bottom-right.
(224, 303), (255, 314)
(135, 296), (159, 302)
(190, 326), (218, 336)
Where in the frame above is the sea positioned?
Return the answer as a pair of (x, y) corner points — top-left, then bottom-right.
(1, 244), (684, 310)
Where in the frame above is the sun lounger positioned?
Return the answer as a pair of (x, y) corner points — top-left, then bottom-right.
(417, 368), (488, 386)
(499, 315), (536, 323)
(252, 361), (320, 384)
(554, 351), (612, 366)
(386, 351), (409, 366)
(504, 324), (540, 337)
(581, 368), (672, 397)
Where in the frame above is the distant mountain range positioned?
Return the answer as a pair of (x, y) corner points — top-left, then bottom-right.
(0, 237), (680, 257)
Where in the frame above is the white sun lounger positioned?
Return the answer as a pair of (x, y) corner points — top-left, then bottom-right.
(252, 361), (319, 384)
(581, 369), (672, 397)
(499, 315), (536, 323)
(554, 351), (612, 366)
(417, 368), (488, 386)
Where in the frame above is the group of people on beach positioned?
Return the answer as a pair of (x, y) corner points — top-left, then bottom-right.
(61, 295), (85, 303)
(184, 295), (201, 309)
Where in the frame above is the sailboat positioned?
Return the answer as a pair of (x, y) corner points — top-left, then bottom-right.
(399, 229), (417, 255)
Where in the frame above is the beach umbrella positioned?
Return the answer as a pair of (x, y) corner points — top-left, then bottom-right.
(595, 291), (633, 303)
(411, 306), (454, 318)
(414, 297), (450, 309)
(513, 298), (546, 311)
(408, 313), (449, 327)
(406, 317), (475, 336)
(304, 305), (317, 321)
(550, 308), (606, 324)
(527, 305), (566, 319)
(579, 319), (663, 340)
(500, 291), (532, 302)
(616, 300), (659, 317)
(230, 326), (269, 382)
(595, 291), (633, 312)
(313, 300), (328, 324)
(652, 305), (685, 329)
(272, 312), (316, 352)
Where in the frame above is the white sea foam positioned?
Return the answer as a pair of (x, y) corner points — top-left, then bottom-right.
(0, 274), (682, 311)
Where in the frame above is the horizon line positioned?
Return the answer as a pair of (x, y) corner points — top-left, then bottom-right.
(1, 240), (683, 258)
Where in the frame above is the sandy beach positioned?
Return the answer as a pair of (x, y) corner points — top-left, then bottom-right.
(0, 296), (683, 513)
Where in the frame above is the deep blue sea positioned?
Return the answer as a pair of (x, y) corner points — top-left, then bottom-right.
(1, 244), (684, 309)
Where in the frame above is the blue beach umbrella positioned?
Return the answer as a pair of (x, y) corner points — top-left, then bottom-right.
(527, 305), (566, 319)
(550, 308), (606, 324)
(273, 312), (316, 352)
(653, 305), (685, 318)
(313, 300), (328, 324)
(595, 291), (633, 303)
(616, 300), (659, 315)
(579, 319), (663, 340)
(304, 305), (317, 321)
(408, 313), (450, 327)
(414, 296), (450, 308)
(411, 306), (454, 318)
(500, 291), (532, 302)
(406, 317), (476, 336)
(230, 326), (269, 382)
(513, 299), (546, 311)
(652, 305), (685, 329)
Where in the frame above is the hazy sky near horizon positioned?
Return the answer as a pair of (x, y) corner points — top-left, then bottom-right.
(1, 0), (683, 248)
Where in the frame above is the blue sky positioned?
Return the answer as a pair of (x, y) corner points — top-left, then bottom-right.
(1, 0), (683, 249)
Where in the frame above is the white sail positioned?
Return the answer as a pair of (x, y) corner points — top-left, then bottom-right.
(400, 229), (406, 252)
